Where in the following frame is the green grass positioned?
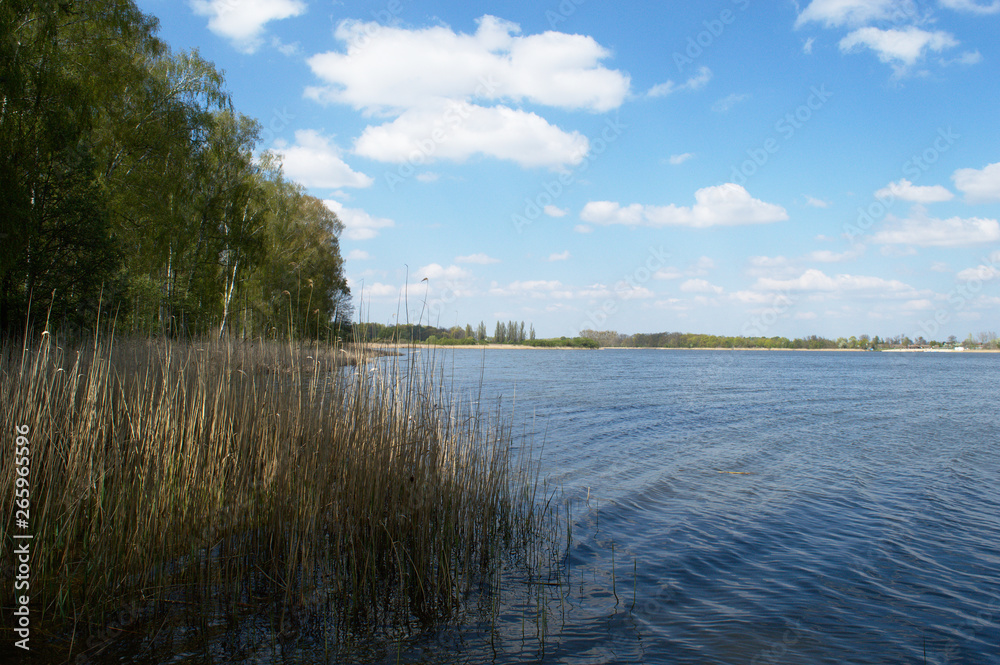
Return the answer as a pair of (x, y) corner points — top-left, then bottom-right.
(0, 330), (553, 659)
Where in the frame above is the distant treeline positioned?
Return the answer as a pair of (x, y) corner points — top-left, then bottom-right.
(580, 330), (1000, 349)
(354, 323), (999, 350)
(354, 321), (599, 348)
(0, 1), (350, 340)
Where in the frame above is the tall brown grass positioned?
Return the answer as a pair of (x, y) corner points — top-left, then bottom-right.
(0, 330), (548, 658)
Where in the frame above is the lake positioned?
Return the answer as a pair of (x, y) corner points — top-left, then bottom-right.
(381, 348), (1000, 665)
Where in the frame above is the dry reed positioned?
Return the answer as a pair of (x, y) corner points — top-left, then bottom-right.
(0, 330), (547, 659)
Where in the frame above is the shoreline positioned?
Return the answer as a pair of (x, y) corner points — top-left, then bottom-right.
(365, 343), (1000, 353)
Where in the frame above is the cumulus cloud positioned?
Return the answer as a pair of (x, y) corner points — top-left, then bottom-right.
(322, 200), (394, 240)
(669, 152), (694, 165)
(544, 205), (568, 217)
(548, 250), (571, 261)
(754, 269), (914, 294)
(957, 263), (1000, 281)
(415, 264), (470, 281)
(807, 248), (864, 262)
(647, 66), (712, 98)
(580, 184), (788, 229)
(654, 267), (683, 280)
(875, 178), (954, 203)
(352, 100), (589, 169)
(348, 278), (397, 298)
(680, 279), (724, 295)
(839, 26), (958, 70)
(952, 162), (1000, 202)
(795, 0), (914, 28)
(872, 213), (1000, 247)
(274, 130), (373, 189)
(190, 0), (306, 53)
(939, 0), (1000, 14)
(306, 15), (629, 113)
(456, 253), (500, 264)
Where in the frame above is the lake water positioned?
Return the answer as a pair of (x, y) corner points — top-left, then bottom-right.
(388, 348), (1000, 665)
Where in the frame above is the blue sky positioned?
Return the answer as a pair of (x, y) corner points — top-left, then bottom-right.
(136, 0), (1000, 340)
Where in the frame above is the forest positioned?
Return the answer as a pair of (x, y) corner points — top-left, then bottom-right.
(0, 0), (350, 340)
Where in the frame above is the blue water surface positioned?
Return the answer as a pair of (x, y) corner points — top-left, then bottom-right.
(393, 348), (1000, 665)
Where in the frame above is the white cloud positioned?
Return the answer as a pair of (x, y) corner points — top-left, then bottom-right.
(306, 15), (629, 113)
(416, 172), (440, 183)
(803, 37), (816, 54)
(839, 26), (958, 70)
(680, 279), (724, 295)
(711, 93), (750, 113)
(456, 253), (500, 265)
(613, 284), (655, 300)
(957, 264), (1000, 281)
(689, 256), (716, 275)
(580, 184), (788, 229)
(275, 130), (373, 189)
(807, 248), (864, 262)
(805, 195), (831, 208)
(795, 0), (913, 28)
(872, 213), (1000, 247)
(346, 249), (370, 260)
(647, 66), (712, 98)
(941, 50), (983, 66)
(875, 178), (954, 203)
(668, 152), (694, 165)
(952, 162), (1000, 202)
(755, 269), (914, 294)
(352, 101), (589, 169)
(490, 280), (574, 299)
(323, 200), (394, 240)
(654, 267), (683, 280)
(573, 224), (593, 234)
(939, 0), (1000, 14)
(348, 279), (397, 298)
(190, 0), (306, 53)
(544, 205), (568, 217)
(415, 263), (470, 281)
(547, 250), (571, 261)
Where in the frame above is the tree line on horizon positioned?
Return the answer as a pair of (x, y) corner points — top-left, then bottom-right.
(0, 0), (350, 341)
(580, 330), (1000, 350)
(350, 321), (999, 350)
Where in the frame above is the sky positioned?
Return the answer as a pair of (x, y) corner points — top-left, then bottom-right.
(134, 0), (1000, 340)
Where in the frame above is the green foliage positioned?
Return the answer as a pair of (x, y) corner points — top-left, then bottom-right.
(522, 336), (599, 349)
(0, 0), (349, 340)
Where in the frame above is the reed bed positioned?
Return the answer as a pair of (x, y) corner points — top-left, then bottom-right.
(0, 331), (550, 660)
